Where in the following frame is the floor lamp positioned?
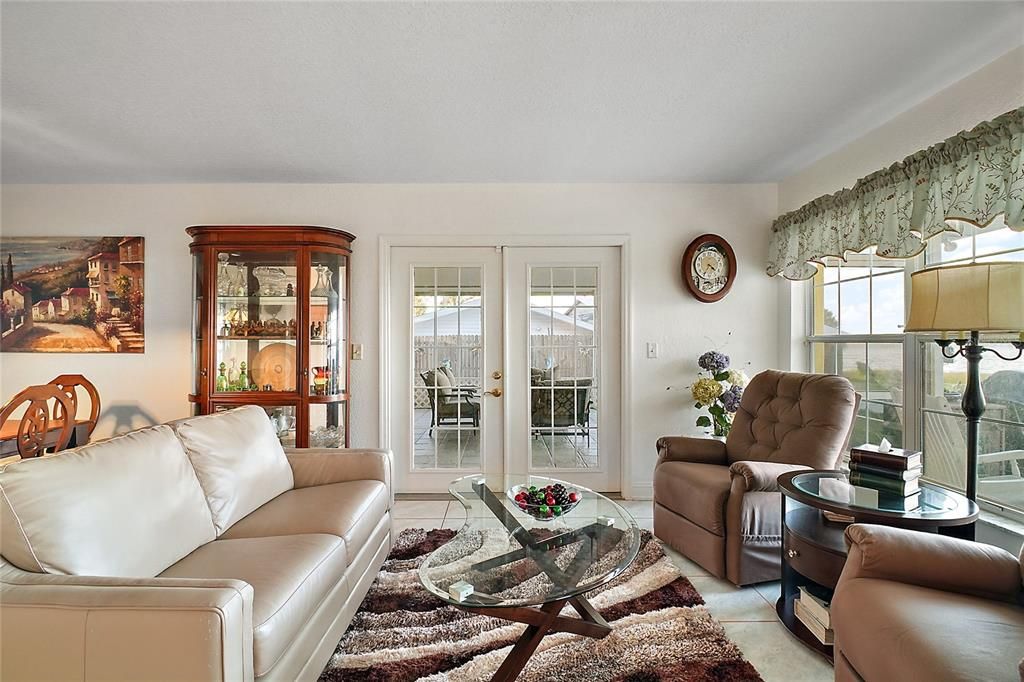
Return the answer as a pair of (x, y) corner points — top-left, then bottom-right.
(905, 261), (1024, 537)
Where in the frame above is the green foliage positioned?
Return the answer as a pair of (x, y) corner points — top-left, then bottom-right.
(695, 416), (711, 428)
(713, 371), (730, 381)
(67, 300), (97, 327)
(114, 275), (131, 303)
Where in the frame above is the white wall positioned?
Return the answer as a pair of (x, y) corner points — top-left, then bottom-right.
(0, 183), (779, 497)
(775, 45), (1024, 371)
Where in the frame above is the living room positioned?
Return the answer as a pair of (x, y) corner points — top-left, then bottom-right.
(1, 2), (1022, 681)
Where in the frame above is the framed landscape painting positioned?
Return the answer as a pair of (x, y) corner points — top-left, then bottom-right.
(1, 236), (144, 353)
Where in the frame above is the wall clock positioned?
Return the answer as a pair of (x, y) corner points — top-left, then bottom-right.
(682, 234), (736, 303)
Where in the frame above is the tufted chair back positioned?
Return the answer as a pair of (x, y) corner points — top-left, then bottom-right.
(726, 370), (858, 468)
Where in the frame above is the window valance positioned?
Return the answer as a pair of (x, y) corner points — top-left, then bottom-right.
(767, 107), (1024, 280)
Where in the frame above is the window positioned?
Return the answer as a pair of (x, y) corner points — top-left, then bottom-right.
(807, 216), (1024, 516)
(919, 216), (1024, 513)
(809, 248), (906, 457)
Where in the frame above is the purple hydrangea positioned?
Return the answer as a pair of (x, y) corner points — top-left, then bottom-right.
(721, 384), (744, 413)
(698, 350), (730, 373)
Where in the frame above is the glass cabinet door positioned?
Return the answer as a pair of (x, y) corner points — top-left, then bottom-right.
(192, 249), (205, 395)
(214, 403), (299, 448)
(308, 250), (348, 449)
(308, 251), (347, 397)
(214, 250), (299, 393)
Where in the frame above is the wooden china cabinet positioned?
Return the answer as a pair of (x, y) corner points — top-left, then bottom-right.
(187, 225), (354, 448)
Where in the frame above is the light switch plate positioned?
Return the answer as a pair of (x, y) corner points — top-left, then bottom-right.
(646, 342), (658, 359)
(351, 343), (364, 360)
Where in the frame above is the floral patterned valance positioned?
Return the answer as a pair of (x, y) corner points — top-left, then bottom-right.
(767, 107), (1024, 280)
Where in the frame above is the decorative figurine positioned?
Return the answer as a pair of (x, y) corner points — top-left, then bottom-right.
(263, 384), (273, 392)
(220, 322), (231, 337)
(238, 361), (249, 391)
(286, 283), (294, 297)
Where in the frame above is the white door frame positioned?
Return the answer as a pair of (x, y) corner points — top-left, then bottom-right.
(379, 234), (634, 497)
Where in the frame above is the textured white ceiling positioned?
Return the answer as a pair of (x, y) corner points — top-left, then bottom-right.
(2, 1), (1022, 183)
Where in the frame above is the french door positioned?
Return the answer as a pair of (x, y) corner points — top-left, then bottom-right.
(388, 245), (621, 493)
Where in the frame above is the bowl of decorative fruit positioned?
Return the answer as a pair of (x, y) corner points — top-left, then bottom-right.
(507, 482), (582, 520)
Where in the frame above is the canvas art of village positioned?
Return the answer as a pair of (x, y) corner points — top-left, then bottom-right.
(1, 237), (144, 353)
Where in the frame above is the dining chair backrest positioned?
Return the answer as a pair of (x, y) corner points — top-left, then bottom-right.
(0, 384), (76, 459)
(49, 374), (101, 438)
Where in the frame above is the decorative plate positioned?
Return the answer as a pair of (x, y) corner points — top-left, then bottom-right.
(251, 342), (297, 391)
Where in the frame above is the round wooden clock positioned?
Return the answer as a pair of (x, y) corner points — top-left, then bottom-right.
(682, 234), (736, 303)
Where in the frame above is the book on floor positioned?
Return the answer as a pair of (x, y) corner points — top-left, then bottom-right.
(850, 443), (922, 470)
(849, 461), (922, 481)
(797, 586), (832, 628)
(794, 598), (834, 645)
(849, 470), (920, 496)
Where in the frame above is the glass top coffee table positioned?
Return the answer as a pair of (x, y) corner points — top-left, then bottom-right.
(419, 474), (641, 682)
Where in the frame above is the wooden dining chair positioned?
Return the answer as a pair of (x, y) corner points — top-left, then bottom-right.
(0, 385), (76, 459)
(49, 374), (101, 438)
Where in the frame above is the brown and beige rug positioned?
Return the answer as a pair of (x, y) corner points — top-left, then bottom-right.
(320, 528), (762, 682)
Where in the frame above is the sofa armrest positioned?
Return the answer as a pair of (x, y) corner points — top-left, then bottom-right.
(0, 566), (254, 681)
(285, 448), (393, 501)
(729, 461), (811, 492)
(656, 436), (728, 465)
(841, 523), (1022, 603)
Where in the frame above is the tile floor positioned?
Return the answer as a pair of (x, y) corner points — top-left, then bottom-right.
(390, 498), (833, 682)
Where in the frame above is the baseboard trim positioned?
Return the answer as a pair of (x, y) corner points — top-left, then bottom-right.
(629, 484), (653, 500)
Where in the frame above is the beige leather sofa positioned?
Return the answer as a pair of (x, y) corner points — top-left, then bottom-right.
(0, 405), (393, 682)
(833, 524), (1024, 682)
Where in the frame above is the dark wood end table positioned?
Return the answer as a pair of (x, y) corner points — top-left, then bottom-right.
(776, 470), (979, 663)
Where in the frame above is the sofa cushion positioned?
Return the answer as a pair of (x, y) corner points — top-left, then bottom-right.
(0, 425), (216, 576)
(173, 405), (294, 535)
(220, 480), (389, 562)
(835, 577), (1024, 682)
(653, 461), (732, 536)
(160, 534), (347, 677)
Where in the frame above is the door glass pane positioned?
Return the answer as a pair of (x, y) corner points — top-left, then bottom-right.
(413, 266), (482, 470)
(214, 250), (298, 393)
(310, 251), (346, 396)
(530, 266), (598, 470)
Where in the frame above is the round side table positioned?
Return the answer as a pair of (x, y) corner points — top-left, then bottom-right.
(776, 470), (978, 663)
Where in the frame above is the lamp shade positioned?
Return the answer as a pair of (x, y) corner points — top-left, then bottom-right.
(905, 262), (1024, 333)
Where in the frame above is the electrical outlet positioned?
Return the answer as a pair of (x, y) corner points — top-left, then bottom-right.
(351, 343), (364, 360)
(646, 342), (659, 359)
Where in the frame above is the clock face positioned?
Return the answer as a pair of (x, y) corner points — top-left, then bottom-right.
(692, 245), (728, 294)
(681, 234), (736, 302)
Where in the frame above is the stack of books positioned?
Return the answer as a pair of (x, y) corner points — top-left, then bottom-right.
(793, 585), (833, 645)
(849, 443), (923, 510)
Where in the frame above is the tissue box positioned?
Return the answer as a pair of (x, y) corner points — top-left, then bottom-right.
(596, 515), (615, 527)
(448, 580), (474, 602)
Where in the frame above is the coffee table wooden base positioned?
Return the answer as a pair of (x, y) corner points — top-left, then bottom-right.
(460, 596), (612, 682)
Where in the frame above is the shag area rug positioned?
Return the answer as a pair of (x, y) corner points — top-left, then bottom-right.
(320, 528), (762, 682)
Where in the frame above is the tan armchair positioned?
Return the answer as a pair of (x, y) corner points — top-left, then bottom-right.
(833, 524), (1024, 682)
(654, 370), (859, 585)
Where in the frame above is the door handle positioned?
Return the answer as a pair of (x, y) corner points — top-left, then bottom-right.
(483, 388), (503, 398)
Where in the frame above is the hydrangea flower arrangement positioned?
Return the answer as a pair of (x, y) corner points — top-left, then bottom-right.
(691, 351), (748, 437)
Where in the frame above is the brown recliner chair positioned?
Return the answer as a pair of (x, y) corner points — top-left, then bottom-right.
(833, 524), (1024, 682)
(654, 370), (859, 585)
